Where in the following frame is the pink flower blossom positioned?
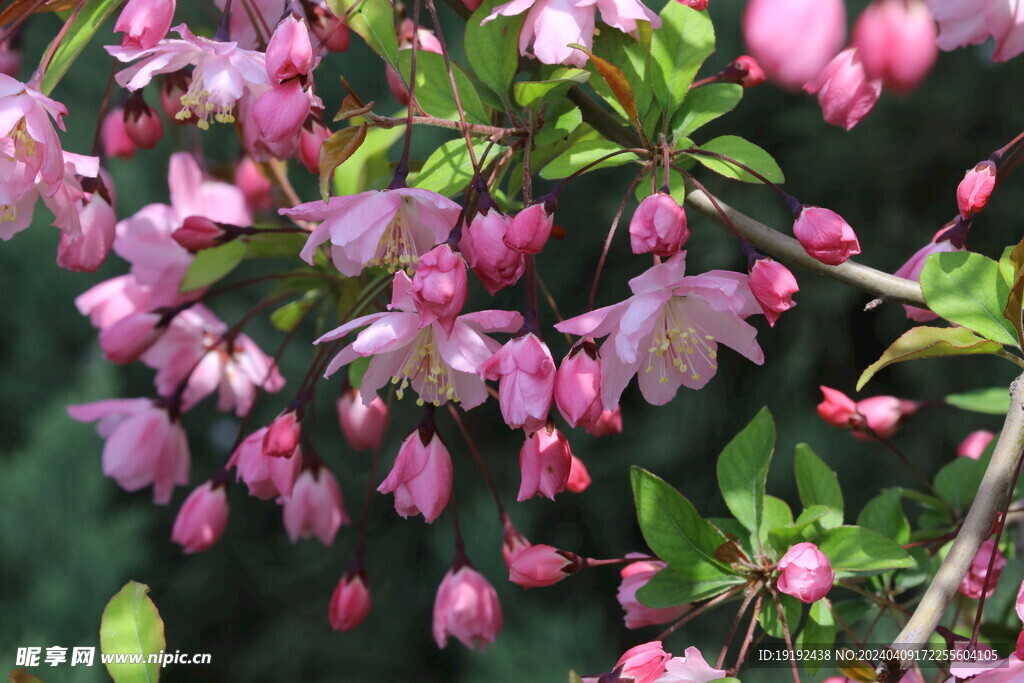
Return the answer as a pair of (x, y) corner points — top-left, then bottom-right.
(481, 333), (556, 433)
(587, 407), (623, 437)
(618, 556), (690, 629)
(817, 386), (860, 428)
(556, 340), (603, 428)
(282, 462), (349, 545)
(433, 565), (503, 650)
(337, 387), (388, 451)
(264, 410), (301, 458)
(171, 479), (229, 553)
(0, 74), (69, 191)
(235, 156), (272, 213)
(377, 425), (453, 523)
(410, 244), (469, 335)
(655, 647), (727, 683)
(615, 641), (671, 683)
(75, 274), (151, 330)
(556, 253), (764, 408)
(817, 386), (920, 440)
(459, 208), (526, 295)
(98, 310), (163, 363)
(309, 3), (351, 52)
(959, 430), (996, 459)
(298, 119), (330, 174)
(315, 272), (522, 409)
(503, 202), (554, 254)
(566, 454), (591, 493)
(252, 79), (319, 142)
(792, 206), (862, 265)
(266, 14), (315, 84)
(804, 48), (883, 131)
(630, 193), (689, 256)
(102, 107), (136, 158)
(854, 0), (938, 93)
(508, 544), (581, 587)
(743, 0), (846, 90)
(57, 184), (116, 273)
(68, 398), (190, 504)
(926, 0), (1024, 63)
(776, 542), (834, 603)
(115, 0), (176, 50)
(283, 188), (461, 275)
(894, 237), (961, 322)
(329, 571), (371, 631)
(748, 258), (798, 326)
(517, 424), (572, 501)
(959, 539), (1006, 599)
(958, 160), (997, 218)
(227, 427), (302, 500)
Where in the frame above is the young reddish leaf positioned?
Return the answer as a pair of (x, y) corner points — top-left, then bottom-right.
(1002, 238), (1024, 345)
(319, 124), (368, 201)
(857, 326), (1003, 390)
(569, 43), (642, 134)
(333, 95), (375, 122)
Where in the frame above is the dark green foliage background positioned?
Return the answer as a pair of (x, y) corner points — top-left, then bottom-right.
(2, 1), (1022, 681)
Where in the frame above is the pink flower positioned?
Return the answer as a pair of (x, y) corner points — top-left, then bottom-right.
(68, 398), (190, 504)
(316, 272), (522, 409)
(309, 3), (351, 52)
(556, 253), (764, 408)
(618, 557), (690, 629)
(747, 258), (798, 326)
(630, 193), (689, 256)
(743, 0), (846, 90)
(235, 157), (272, 213)
(816, 386), (920, 440)
(75, 274), (151, 330)
(679, 0), (708, 9)
(433, 565), (503, 650)
(410, 244), (469, 335)
(283, 188), (461, 275)
(237, 92), (299, 161)
(655, 647), (727, 682)
(264, 410), (301, 458)
(959, 430), (996, 459)
(817, 386), (860, 428)
(517, 424), (572, 501)
(587, 407), (623, 437)
(265, 14), (314, 84)
(298, 119), (330, 174)
(171, 479), (229, 554)
(959, 539), (1007, 599)
(556, 340), (603, 428)
(958, 160), (997, 218)
(566, 454), (592, 493)
(337, 387), (388, 451)
(502, 516), (532, 570)
(57, 188), (116, 273)
(252, 79), (318, 142)
(0, 152), (100, 242)
(329, 571), (371, 631)
(173, 216), (225, 251)
(107, 25), (269, 129)
(854, 0), (938, 93)
(282, 463), (349, 545)
(98, 310), (163, 363)
(115, 0), (176, 50)
(387, 22), (443, 105)
(508, 544), (582, 587)
(804, 48), (882, 131)
(0, 40), (21, 78)
(377, 425), (453, 523)
(480, 333), (556, 433)
(894, 237), (961, 322)
(615, 641), (671, 683)
(776, 542), (834, 603)
(503, 202), (554, 254)
(227, 427), (302, 500)
(926, 0), (1024, 63)
(792, 206), (862, 265)
(122, 93), (164, 149)
(102, 107), (136, 158)
(459, 208), (526, 295)
(0, 74), (69, 191)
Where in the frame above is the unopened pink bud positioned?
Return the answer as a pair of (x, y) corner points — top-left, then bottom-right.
(115, 0), (176, 50)
(776, 542), (834, 603)
(171, 479), (229, 554)
(853, 0), (937, 94)
(481, 333), (556, 433)
(329, 571), (371, 631)
(102, 107), (136, 159)
(337, 387), (388, 451)
(266, 14), (314, 84)
(310, 10), (351, 52)
(504, 203), (554, 254)
(743, 0), (846, 91)
(958, 430), (995, 460)
(854, 395), (920, 440)
(160, 72), (192, 123)
(173, 216), (225, 252)
(123, 93), (164, 149)
(804, 48), (882, 131)
(283, 463), (349, 545)
(617, 557), (690, 629)
(517, 425), (572, 502)
(460, 209), (526, 295)
(433, 565), (503, 650)
(502, 516), (532, 570)
(508, 544), (582, 587)
(253, 80), (312, 142)
(678, 0), (708, 9)
(235, 157), (272, 213)
(817, 386), (860, 429)
(566, 455), (591, 493)
(57, 193), (116, 273)
(957, 161), (997, 219)
(228, 428), (302, 499)
(586, 407), (623, 437)
(263, 410), (301, 457)
(792, 205), (861, 265)
(99, 311), (163, 363)
(630, 192), (689, 256)
(299, 119), (330, 174)
(725, 55), (765, 87)
(410, 244), (468, 334)
(378, 427), (452, 523)
(958, 539), (1006, 599)
(555, 340), (602, 428)
(748, 258), (799, 326)
(615, 641), (671, 683)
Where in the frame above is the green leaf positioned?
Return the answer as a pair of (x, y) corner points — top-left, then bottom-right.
(243, 232), (308, 260)
(794, 444), (843, 529)
(671, 84), (743, 139)
(465, 0), (523, 100)
(270, 292), (320, 332)
(816, 526), (915, 572)
(934, 455), (987, 511)
(513, 68), (590, 109)
(540, 139), (636, 180)
(635, 566), (743, 608)
(399, 51), (489, 125)
(650, 4), (714, 114)
(919, 251), (1018, 347)
(857, 326), (1003, 390)
(716, 408), (775, 549)
(857, 489), (911, 545)
(762, 495), (794, 530)
(766, 505), (829, 554)
(348, 356), (371, 389)
(945, 387), (1011, 414)
(319, 124), (368, 201)
(100, 581), (166, 683)
(535, 101), (583, 147)
(568, 672), (585, 683)
(40, 0), (122, 94)
(758, 593), (801, 640)
(179, 240), (247, 292)
(796, 601), (836, 674)
(1003, 238), (1024, 344)
(412, 139), (493, 196)
(631, 467), (738, 580)
(327, 0), (400, 69)
(691, 136), (785, 184)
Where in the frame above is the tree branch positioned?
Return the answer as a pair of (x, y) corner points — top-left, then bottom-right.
(879, 373), (1024, 681)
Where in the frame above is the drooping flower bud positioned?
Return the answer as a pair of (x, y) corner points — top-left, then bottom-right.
(481, 333), (556, 433)
(171, 479), (229, 554)
(115, 0), (176, 50)
(309, 7), (351, 53)
(227, 427), (302, 499)
(743, 0), (846, 91)
(719, 55), (765, 88)
(748, 257), (799, 326)
(555, 339), (603, 428)
(98, 310), (164, 363)
(283, 461), (349, 545)
(173, 216), (226, 252)
(586, 407), (623, 437)
(410, 244), (468, 335)
(329, 570), (371, 632)
(235, 156), (272, 213)
(804, 48), (882, 131)
(503, 201), (555, 254)
(792, 205), (861, 265)
(337, 387), (388, 451)
(460, 209), (526, 295)
(853, 0), (938, 93)
(253, 79), (313, 142)
(160, 71), (192, 124)
(517, 424), (572, 502)
(263, 410), (301, 458)
(433, 564), (503, 650)
(817, 386), (860, 429)
(776, 542), (834, 603)
(617, 556), (690, 629)
(613, 641), (672, 683)
(958, 430), (995, 460)
(629, 192), (689, 256)
(102, 107), (136, 159)
(377, 424), (453, 523)
(501, 515), (532, 570)
(123, 92), (164, 149)
(957, 160), (997, 219)
(854, 395), (921, 441)
(299, 119), (331, 174)
(958, 539), (1006, 599)
(566, 454), (591, 493)
(508, 544), (583, 587)
(265, 14), (314, 84)
(57, 190), (116, 273)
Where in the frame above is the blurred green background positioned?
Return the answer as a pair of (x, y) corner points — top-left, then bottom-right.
(2, 1), (1023, 681)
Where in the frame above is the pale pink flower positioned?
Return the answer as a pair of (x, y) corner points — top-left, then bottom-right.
(615, 641), (671, 683)
(265, 14), (315, 84)
(68, 398), (190, 504)
(377, 426), (453, 523)
(854, 0), (938, 93)
(743, 0), (847, 90)
(171, 479), (229, 553)
(480, 333), (556, 433)
(75, 274), (152, 331)
(1017, 577), (1024, 621)
(227, 427), (302, 500)
(409, 244), (469, 335)
(804, 48), (883, 131)
(102, 107), (136, 158)
(98, 310), (163, 363)
(508, 544), (581, 587)
(433, 564), (503, 650)
(958, 654), (1024, 682)
(587, 407), (623, 437)
(315, 272), (523, 409)
(556, 253), (764, 408)
(894, 237), (961, 322)
(283, 188), (461, 275)
(776, 542), (834, 603)
(107, 25), (269, 129)
(566, 454), (591, 493)
(792, 205), (862, 265)
(926, 0), (1024, 63)
(214, 0), (281, 49)
(959, 430), (995, 459)
(460, 208), (526, 295)
(238, 91), (300, 162)
(630, 193), (689, 257)
(958, 538), (1006, 599)
(747, 258), (798, 326)
(57, 186), (116, 273)
(0, 74), (69, 190)
(115, 0), (176, 50)
(517, 424), (572, 501)
(618, 556), (690, 629)
(329, 571), (371, 631)
(958, 160), (997, 218)
(264, 410), (301, 458)
(336, 387), (388, 451)
(282, 462), (350, 545)
(655, 647), (727, 683)
(555, 340), (603, 429)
